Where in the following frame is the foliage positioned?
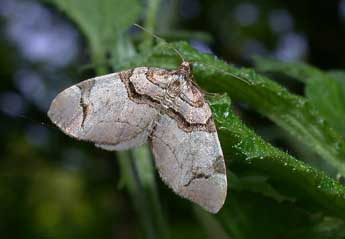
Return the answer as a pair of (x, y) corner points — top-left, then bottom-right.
(255, 56), (345, 136)
(11, 0), (345, 238)
(43, 0), (142, 74)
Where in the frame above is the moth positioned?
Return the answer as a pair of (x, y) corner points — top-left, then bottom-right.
(48, 61), (227, 213)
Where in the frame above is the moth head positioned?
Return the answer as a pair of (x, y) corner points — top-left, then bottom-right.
(175, 61), (193, 87)
(178, 61), (193, 78)
(174, 61), (204, 107)
(167, 62), (191, 95)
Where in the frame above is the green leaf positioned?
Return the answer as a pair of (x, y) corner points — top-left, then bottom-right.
(43, 0), (142, 74)
(210, 94), (345, 219)
(254, 57), (345, 136)
(306, 76), (345, 136)
(228, 172), (295, 203)
(211, 95), (345, 239)
(328, 70), (345, 82)
(117, 42), (345, 219)
(111, 34), (137, 71)
(254, 57), (345, 156)
(217, 191), (345, 239)
(253, 56), (325, 83)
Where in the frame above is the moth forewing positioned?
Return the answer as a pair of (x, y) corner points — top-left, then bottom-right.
(48, 62), (227, 213)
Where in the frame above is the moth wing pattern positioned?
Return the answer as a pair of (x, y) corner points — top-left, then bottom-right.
(48, 72), (159, 151)
(48, 62), (228, 213)
(150, 114), (227, 213)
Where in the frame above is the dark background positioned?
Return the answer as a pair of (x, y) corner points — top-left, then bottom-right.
(0, 0), (344, 238)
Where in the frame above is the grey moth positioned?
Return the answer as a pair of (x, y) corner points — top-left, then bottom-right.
(48, 61), (227, 213)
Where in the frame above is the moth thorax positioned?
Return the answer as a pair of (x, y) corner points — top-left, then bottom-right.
(167, 79), (183, 97)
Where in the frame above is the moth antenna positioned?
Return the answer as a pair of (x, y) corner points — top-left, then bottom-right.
(133, 23), (185, 62)
(133, 24), (251, 93)
(224, 71), (253, 85)
(196, 62), (253, 86)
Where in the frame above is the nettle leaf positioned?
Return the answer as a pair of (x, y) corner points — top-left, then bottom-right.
(255, 58), (345, 161)
(209, 96), (345, 239)
(43, 0), (141, 73)
(218, 191), (345, 239)
(254, 57), (345, 136)
(202, 95), (345, 239)
(305, 74), (345, 136)
(209, 93), (345, 219)
(119, 42), (345, 219)
(253, 56), (324, 83)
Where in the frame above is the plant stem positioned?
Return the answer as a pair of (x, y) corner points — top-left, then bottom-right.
(140, 0), (161, 49)
(118, 145), (169, 239)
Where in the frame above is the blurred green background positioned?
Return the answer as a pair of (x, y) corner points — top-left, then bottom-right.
(1, 0), (345, 238)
